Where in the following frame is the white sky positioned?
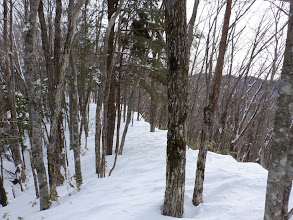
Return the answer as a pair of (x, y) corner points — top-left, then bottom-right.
(187, 0), (289, 79)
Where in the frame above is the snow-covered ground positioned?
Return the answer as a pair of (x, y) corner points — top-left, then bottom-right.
(0, 103), (287, 220)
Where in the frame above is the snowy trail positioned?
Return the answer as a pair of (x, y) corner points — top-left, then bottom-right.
(0, 104), (286, 220)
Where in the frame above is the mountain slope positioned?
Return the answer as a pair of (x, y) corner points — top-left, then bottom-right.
(0, 104), (281, 220)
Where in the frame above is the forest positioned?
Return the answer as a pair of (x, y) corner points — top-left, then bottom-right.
(0, 0), (292, 219)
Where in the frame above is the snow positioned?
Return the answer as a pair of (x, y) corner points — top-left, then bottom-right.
(22, 24), (29, 33)
(0, 103), (290, 220)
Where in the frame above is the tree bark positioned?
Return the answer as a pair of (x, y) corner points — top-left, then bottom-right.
(23, 0), (50, 211)
(162, 0), (188, 217)
(4, 0), (23, 185)
(264, 1), (293, 219)
(109, 44), (123, 175)
(0, 176), (7, 207)
(70, 52), (82, 189)
(118, 87), (134, 155)
(187, 0), (199, 58)
(150, 78), (156, 132)
(104, 0), (118, 157)
(95, 84), (103, 176)
(54, 0), (65, 186)
(47, 0), (86, 195)
(137, 87), (141, 121)
(106, 78), (116, 155)
(193, 0), (232, 206)
(283, 128), (293, 217)
(46, 0), (63, 200)
(29, 149), (39, 198)
(95, 0), (124, 177)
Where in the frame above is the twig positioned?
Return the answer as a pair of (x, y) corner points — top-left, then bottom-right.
(284, 208), (293, 220)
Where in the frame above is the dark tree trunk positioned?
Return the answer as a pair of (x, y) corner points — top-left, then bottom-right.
(123, 90), (127, 122)
(99, 0), (119, 176)
(162, 0), (188, 217)
(56, 114), (65, 186)
(95, 0), (123, 178)
(95, 84), (103, 176)
(106, 78), (116, 155)
(104, 0), (118, 156)
(0, 176), (7, 207)
(38, 0), (53, 101)
(150, 79), (156, 132)
(137, 87), (141, 121)
(47, 0), (63, 200)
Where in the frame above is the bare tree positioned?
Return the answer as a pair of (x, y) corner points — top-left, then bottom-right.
(69, 50), (82, 189)
(0, 175), (7, 207)
(264, 0), (293, 219)
(162, 0), (188, 217)
(193, 0), (232, 206)
(95, 0), (125, 177)
(23, 0), (50, 211)
(104, 0), (119, 156)
(3, 0), (24, 188)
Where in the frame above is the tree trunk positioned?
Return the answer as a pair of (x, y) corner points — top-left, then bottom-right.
(193, 0), (232, 206)
(29, 149), (39, 198)
(70, 52), (82, 189)
(103, 0), (118, 158)
(54, 0), (65, 186)
(109, 45), (123, 175)
(97, 0), (123, 177)
(47, 0), (86, 194)
(56, 113), (65, 185)
(95, 84), (103, 176)
(118, 87), (135, 155)
(47, 0), (63, 200)
(23, 0), (50, 211)
(187, 0), (199, 58)
(0, 176), (7, 207)
(162, 0), (188, 217)
(264, 1), (293, 218)
(123, 90), (127, 122)
(150, 79), (156, 132)
(283, 128), (293, 218)
(109, 71), (122, 175)
(106, 78), (116, 155)
(4, 0), (23, 184)
(137, 87), (141, 121)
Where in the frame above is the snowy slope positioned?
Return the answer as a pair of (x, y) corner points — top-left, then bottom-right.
(0, 103), (284, 220)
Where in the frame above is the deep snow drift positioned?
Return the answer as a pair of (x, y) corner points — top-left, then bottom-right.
(0, 104), (287, 220)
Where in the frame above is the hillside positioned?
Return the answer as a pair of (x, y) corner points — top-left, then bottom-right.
(0, 104), (285, 220)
